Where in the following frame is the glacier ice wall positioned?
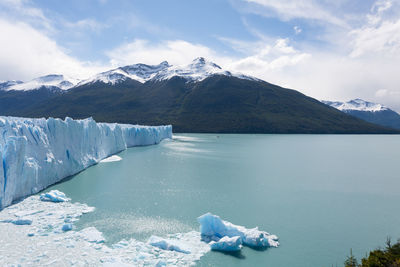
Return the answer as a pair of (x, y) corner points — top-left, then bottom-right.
(0, 116), (172, 209)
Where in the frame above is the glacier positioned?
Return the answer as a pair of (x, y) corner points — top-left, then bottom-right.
(0, 116), (172, 209)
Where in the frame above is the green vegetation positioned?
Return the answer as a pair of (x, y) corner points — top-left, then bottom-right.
(345, 239), (400, 267)
(1, 75), (398, 133)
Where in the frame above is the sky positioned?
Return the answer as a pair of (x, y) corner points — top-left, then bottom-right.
(0, 0), (400, 111)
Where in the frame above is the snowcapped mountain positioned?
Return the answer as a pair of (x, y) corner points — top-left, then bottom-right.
(3, 74), (79, 91)
(322, 99), (400, 129)
(78, 57), (258, 86)
(0, 80), (23, 90)
(0, 59), (399, 134)
(322, 98), (388, 112)
(79, 61), (170, 85)
(152, 57), (258, 82)
(1, 58), (257, 91)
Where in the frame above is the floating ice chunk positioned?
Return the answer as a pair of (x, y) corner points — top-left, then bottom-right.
(210, 236), (242, 251)
(155, 261), (167, 267)
(243, 228), (279, 248)
(78, 227), (105, 243)
(11, 218), (32, 225)
(148, 235), (191, 254)
(40, 190), (70, 202)
(100, 155), (122, 163)
(198, 213), (279, 249)
(62, 223), (73, 231)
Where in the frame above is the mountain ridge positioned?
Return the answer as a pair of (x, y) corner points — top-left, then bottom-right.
(8, 75), (398, 134)
(0, 58), (398, 134)
(0, 57), (257, 91)
(323, 99), (400, 130)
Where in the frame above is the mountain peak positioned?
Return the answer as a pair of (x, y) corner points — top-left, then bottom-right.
(322, 99), (389, 112)
(159, 60), (169, 66)
(4, 74), (79, 91)
(151, 57), (230, 82)
(4, 57), (258, 90)
(0, 80), (23, 90)
(190, 57), (221, 70)
(80, 61), (172, 85)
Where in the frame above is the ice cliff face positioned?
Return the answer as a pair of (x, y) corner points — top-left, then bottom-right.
(0, 116), (172, 209)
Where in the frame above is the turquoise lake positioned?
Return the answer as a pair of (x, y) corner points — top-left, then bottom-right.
(46, 134), (400, 267)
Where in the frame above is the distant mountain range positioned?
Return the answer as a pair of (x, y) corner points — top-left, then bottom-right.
(322, 99), (400, 130)
(0, 58), (398, 134)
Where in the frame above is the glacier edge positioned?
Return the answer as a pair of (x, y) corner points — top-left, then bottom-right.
(0, 116), (172, 209)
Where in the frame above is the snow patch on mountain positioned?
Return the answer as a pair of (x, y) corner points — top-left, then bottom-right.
(153, 57), (259, 82)
(5, 75), (79, 91)
(0, 80), (23, 90)
(78, 61), (170, 85)
(322, 99), (389, 112)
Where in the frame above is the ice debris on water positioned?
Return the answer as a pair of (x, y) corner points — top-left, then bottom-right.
(62, 223), (73, 231)
(198, 212), (279, 251)
(0, 192), (210, 266)
(0, 190), (280, 265)
(147, 235), (191, 254)
(40, 190), (70, 202)
(11, 218), (32, 225)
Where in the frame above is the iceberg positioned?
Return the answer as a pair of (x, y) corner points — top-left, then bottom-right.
(0, 116), (172, 209)
(40, 190), (70, 202)
(198, 213), (279, 250)
(209, 236), (242, 252)
(100, 155), (122, 163)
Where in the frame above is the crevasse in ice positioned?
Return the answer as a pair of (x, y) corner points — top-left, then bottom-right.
(0, 116), (172, 209)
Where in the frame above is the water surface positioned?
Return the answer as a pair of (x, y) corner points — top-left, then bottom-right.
(46, 134), (400, 267)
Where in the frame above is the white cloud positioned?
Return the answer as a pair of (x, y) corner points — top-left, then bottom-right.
(375, 89), (388, 97)
(0, 0), (52, 31)
(349, 19), (400, 58)
(244, 0), (347, 27)
(294, 26), (302, 34)
(106, 39), (225, 67)
(62, 18), (106, 33)
(349, 0), (400, 58)
(226, 38), (310, 76)
(0, 19), (104, 81)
